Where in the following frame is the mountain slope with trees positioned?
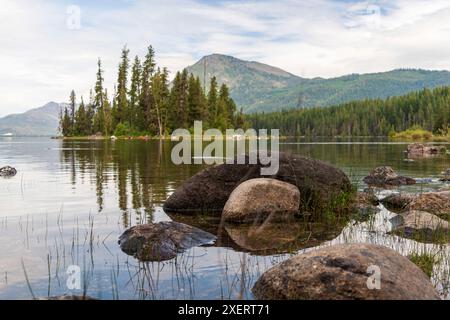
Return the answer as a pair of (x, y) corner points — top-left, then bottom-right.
(187, 54), (450, 113)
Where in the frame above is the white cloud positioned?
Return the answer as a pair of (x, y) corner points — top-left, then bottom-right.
(0, 0), (450, 116)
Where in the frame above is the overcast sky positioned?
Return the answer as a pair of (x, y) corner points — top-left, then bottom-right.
(1, 0), (450, 116)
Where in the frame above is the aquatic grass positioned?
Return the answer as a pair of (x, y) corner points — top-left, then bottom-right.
(409, 252), (439, 278)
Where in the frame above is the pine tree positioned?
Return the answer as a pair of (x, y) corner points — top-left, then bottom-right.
(152, 67), (170, 136)
(74, 97), (88, 135)
(129, 55), (142, 129)
(207, 76), (218, 126)
(139, 46), (156, 132)
(187, 74), (205, 126)
(69, 90), (76, 133)
(60, 107), (72, 136)
(115, 45), (130, 127)
(218, 83), (236, 127)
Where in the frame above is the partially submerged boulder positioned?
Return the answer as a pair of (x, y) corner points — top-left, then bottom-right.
(222, 178), (300, 222)
(0, 166), (17, 177)
(252, 243), (440, 300)
(163, 153), (353, 216)
(391, 210), (449, 242)
(118, 221), (216, 261)
(407, 191), (450, 218)
(407, 143), (446, 157)
(380, 193), (416, 212)
(363, 166), (415, 187)
(439, 169), (450, 182)
(351, 191), (380, 218)
(223, 219), (341, 254)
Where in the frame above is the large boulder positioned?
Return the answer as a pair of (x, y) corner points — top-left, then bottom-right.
(407, 191), (450, 218)
(118, 221), (216, 261)
(363, 166), (415, 186)
(222, 178), (300, 222)
(163, 153), (353, 216)
(0, 166), (17, 177)
(252, 243), (440, 300)
(391, 210), (449, 242)
(407, 143), (446, 157)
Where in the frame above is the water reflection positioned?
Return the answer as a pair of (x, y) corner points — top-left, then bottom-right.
(0, 137), (448, 299)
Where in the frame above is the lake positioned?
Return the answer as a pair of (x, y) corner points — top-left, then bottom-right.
(0, 136), (449, 299)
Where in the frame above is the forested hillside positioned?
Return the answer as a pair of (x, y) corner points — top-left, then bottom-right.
(187, 54), (450, 113)
(248, 86), (450, 136)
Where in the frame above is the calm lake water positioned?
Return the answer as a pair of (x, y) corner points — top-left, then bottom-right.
(0, 136), (449, 300)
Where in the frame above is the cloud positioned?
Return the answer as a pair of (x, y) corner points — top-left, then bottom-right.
(0, 0), (449, 116)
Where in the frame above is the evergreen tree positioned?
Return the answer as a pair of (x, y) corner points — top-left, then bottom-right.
(60, 107), (72, 136)
(115, 45), (130, 127)
(69, 90), (76, 132)
(129, 55), (142, 129)
(207, 76), (218, 125)
(74, 97), (88, 135)
(139, 46), (156, 132)
(187, 74), (206, 126)
(152, 67), (170, 136)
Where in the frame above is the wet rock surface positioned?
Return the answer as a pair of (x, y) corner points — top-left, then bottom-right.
(407, 191), (450, 218)
(391, 210), (449, 242)
(252, 243), (440, 300)
(222, 178), (300, 222)
(0, 166), (17, 177)
(380, 193), (416, 212)
(118, 221), (216, 261)
(352, 190), (380, 218)
(163, 153), (352, 215)
(363, 166), (415, 186)
(439, 169), (450, 182)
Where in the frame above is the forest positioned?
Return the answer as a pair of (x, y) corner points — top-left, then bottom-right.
(59, 45), (245, 137)
(248, 86), (450, 137)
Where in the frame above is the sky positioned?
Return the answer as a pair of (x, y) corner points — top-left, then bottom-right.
(1, 0), (450, 116)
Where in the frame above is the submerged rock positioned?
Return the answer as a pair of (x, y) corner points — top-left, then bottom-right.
(363, 166), (415, 187)
(391, 210), (449, 242)
(118, 221), (216, 262)
(163, 153), (352, 216)
(252, 243), (440, 300)
(223, 218), (341, 254)
(0, 166), (17, 177)
(351, 191), (380, 218)
(439, 169), (450, 182)
(222, 178), (300, 222)
(407, 143), (446, 157)
(406, 191), (450, 218)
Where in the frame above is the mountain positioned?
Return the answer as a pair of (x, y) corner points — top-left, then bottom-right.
(0, 102), (67, 136)
(186, 54), (450, 113)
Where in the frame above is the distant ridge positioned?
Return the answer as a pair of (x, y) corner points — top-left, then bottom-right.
(0, 102), (68, 136)
(186, 54), (450, 113)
